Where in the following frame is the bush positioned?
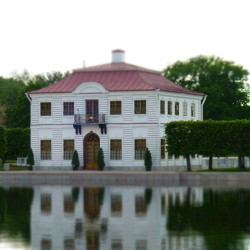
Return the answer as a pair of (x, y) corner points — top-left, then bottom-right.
(97, 148), (105, 171)
(5, 128), (30, 160)
(0, 126), (7, 165)
(71, 150), (80, 170)
(27, 148), (34, 170)
(144, 147), (152, 171)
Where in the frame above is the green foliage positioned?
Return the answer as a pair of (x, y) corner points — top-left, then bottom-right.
(165, 120), (250, 170)
(72, 187), (80, 202)
(167, 189), (250, 249)
(5, 128), (30, 160)
(3, 71), (69, 128)
(144, 147), (152, 171)
(163, 56), (250, 120)
(97, 148), (105, 170)
(0, 126), (7, 164)
(0, 187), (33, 242)
(27, 148), (34, 170)
(0, 76), (25, 125)
(144, 188), (153, 206)
(71, 150), (80, 170)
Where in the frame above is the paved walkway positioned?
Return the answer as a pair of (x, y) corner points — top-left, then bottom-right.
(1, 171), (250, 187)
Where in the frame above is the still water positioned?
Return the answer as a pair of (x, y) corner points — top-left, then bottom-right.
(1, 185), (250, 250)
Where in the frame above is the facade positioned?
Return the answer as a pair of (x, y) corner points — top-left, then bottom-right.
(27, 50), (206, 170)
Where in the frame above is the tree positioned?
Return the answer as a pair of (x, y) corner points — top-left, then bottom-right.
(97, 148), (105, 170)
(0, 77), (25, 125)
(4, 71), (69, 128)
(163, 56), (250, 120)
(165, 120), (250, 171)
(71, 150), (80, 170)
(144, 147), (152, 171)
(0, 126), (7, 165)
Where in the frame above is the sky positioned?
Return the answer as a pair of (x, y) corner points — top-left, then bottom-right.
(0, 0), (249, 78)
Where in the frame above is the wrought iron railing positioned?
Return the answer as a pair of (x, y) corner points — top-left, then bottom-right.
(74, 114), (106, 125)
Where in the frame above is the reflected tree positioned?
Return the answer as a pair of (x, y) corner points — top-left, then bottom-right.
(0, 187), (33, 243)
(167, 188), (250, 250)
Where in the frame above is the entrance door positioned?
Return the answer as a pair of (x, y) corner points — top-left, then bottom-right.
(84, 132), (100, 169)
(86, 100), (98, 123)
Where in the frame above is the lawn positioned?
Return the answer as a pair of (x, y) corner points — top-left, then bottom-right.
(0, 160), (28, 171)
(198, 167), (250, 172)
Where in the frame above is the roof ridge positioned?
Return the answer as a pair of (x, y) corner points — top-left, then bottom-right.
(73, 62), (160, 74)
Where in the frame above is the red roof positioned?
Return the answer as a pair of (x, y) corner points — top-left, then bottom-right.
(29, 62), (204, 96)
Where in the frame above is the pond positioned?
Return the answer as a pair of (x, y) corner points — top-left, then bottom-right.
(1, 185), (250, 250)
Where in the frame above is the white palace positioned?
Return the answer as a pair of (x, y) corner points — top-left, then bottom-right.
(27, 50), (206, 170)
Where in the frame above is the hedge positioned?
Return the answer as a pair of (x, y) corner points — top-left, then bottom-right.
(0, 126), (7, 161)
(4, 128), (30, 160)
(165, 120), (250, 171)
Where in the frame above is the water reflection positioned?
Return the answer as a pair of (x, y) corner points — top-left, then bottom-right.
(1, 186), (250, 249)
(30, 186), (204, 250)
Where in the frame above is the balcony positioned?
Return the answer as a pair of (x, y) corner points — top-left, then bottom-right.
(74, 114), (106, 125)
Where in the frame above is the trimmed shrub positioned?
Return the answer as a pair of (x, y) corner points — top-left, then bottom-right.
(27, 148), (34, 170)
(71, 150), (80, 170)
(97, 148), (105, 171)
(144, 147), (152, 171)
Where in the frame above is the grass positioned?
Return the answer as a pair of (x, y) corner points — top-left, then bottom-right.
(198, 167), (250, 172)
(0, 160), (28, 171)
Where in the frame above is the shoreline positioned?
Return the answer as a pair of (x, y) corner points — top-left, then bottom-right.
(1, 171), (250, 187)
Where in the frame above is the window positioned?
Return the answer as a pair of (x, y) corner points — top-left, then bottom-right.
(41, 140), (51, 160)
(64, 239), (75, 250)
(110, 101), (121, 115)
(64, 140), (74, 160)
(136, 240), (147, 250)
(161, 139), (165, 159)
(110, 139), (122, 160)
(167, 101), (172, 115)
(64, 194), (75, 213)
(135, 195), (146, 217)
(134, 139), (146, 160)
(160, 100), (165, 114)
(183, 102), (187, 116)
(40, 102), (51, 116)
(63, 102), (74, 116)
(134, 100), (146, 114)
(175, 102), (179, 115)
(41, 193), (51, 213)
(41, 239), (52, 250)
(191, 103), (196, 117)
(111, 194), (122, 216)
(112, 239), (122, 250)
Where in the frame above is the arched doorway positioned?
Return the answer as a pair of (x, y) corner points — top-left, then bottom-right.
(84, 132), (100, 169)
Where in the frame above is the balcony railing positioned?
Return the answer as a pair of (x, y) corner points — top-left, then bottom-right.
(74, 114), (106, 125)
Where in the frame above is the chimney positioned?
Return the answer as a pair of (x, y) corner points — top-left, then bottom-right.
(112, 49), (125, 63)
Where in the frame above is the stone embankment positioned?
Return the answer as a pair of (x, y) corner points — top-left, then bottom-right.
(1, 171), (250, 187)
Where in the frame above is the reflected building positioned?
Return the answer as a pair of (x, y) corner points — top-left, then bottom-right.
(31, 186), (205, 250)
